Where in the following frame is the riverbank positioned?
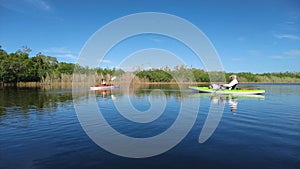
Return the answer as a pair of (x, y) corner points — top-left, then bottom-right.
(0, 82), (75, 89)
(1, 81), (300, 89)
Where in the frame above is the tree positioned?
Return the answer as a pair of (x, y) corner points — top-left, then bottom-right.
(191, 68), (209, 82)
(0, 46), (9, 82)
(31, 53), (58, 82)
(57, 62), (75, 74)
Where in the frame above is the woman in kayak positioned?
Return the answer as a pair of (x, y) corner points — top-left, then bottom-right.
(222, 75), (239, 90)
(100, 78), (107, 86)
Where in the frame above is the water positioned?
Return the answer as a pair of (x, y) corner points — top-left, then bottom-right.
(0, 85), (299, 169)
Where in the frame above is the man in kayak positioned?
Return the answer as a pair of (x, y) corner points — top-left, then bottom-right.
(221, 75), (238, 90)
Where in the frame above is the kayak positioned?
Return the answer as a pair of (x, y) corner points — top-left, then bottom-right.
(90, 85), (119, 91)
(189, 86), (265, 95)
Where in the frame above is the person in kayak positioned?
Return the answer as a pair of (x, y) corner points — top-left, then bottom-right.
(100, 78), (107, 86)
(221, 75), (239, 90)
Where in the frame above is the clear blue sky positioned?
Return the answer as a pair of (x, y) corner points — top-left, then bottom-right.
(0, 0), (299, 73)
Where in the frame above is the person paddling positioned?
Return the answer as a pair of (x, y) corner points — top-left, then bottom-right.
(222, 75), (238, 90)
(100, 78), (107, 86)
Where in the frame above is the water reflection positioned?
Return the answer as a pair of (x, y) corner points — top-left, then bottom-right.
(0, 87), (74, 115)
(196, 93), (265, 113)
(89, 84), (265, 115)
(94, 89), (112, 98)
(228, 96), (238, 112)
(0, 85), (183, 116)
(0, 85), (266, 116)
(92, 84), (190, 101)
(210, 95), (238, 113)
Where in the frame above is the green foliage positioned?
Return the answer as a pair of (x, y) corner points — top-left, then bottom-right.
(31, 53), (59, 82)
(96, 68), (116, 76)
(0, 46), (299, 83)
(0, 49), (33, 82)
(236, 72), (259, 82)
(0, 47), (59, 82)
(0, 46), (126, 83)
(261, 72), (300, 79)
(136, 69), (172, 82)
(57, 62), (75, 74)
(191, 68), (209, 82)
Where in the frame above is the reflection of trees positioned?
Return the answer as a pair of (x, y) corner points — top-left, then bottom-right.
(0, 107), (5, 116)
(91, 84), (189, 101)
(0, 84), (204, 116)
(106, 84), (190, 101)
(0, 87), (73, 115)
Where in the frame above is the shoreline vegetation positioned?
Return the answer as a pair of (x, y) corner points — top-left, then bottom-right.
(1, 46), (300, 88)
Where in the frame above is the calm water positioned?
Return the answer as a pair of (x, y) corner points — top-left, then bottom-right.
(0, 84), (299, 169)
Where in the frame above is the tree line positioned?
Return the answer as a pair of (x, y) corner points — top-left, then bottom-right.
(1, 46), (299, 84)
(0, 46), (123, 83)
(136, 67), (300, 83)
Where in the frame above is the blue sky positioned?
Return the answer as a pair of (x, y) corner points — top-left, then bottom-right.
(0, 0), (299, 73)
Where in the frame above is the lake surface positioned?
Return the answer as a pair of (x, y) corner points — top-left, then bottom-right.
(0, 84), (299, 169)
